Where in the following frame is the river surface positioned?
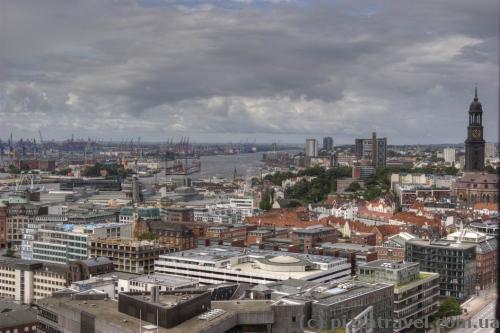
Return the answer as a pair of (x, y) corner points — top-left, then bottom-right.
(195, 152), (265, 180)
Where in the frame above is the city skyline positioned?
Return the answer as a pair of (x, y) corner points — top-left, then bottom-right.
(1, 0), (498, 144)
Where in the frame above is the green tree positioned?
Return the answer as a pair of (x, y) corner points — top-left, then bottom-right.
(137, 232), (158, 241)
(345, 181), (362, 192)
(259, 190), (273, 210)
(437, 297), (462, 318)
(8, 165), (20, 174)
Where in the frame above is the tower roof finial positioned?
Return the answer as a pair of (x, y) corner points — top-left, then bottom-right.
(474, 85), (478, 101)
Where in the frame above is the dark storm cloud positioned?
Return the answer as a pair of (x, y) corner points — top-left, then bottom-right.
(0, 0), (497, 143)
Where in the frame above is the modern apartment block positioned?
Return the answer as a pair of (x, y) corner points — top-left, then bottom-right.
(0, 258), (68, 304)
(445, 229), (497, 290)
(90, 238), (175, 274)
(355, 132), (387, 168)
(405, 239), (476, 300)
(358, 260), (439, 331)
(249, 279), (394, 333)
(154, 245), (351, 285)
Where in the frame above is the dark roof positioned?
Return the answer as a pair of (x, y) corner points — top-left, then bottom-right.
(0, 299), (37, 328)
(0, 258), (67, 274)
(469, 88), (483, 112)
(82, 257), (113, 267)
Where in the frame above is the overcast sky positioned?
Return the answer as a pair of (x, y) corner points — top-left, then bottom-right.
(0, 0), (498, 144)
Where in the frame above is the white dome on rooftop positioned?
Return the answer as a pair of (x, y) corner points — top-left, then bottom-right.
(268, 255), (301, 264)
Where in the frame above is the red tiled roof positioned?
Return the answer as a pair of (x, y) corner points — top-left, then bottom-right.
(392, 212), (441, 228)
(372, 225), (401, 236)
(245, 208), (325, 228)
(474, 202), (499, 211)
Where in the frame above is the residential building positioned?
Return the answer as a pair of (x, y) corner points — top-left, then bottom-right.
(90, 238), (175, 274)
(155, 245), (351, 285)
(305, 138), (318, 157)
(358, 260), (439, 331)
(376, 232), (419, 261)
(405, 239), (476, 300)
(0, 258), (69, 304)
(351, 232), (376, 246)
(445, 229), (497, 290)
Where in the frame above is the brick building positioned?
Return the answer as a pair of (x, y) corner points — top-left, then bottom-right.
(351, 232), (376, 246)
(291, 225), (338, 253)
(148, 220), (196, 250)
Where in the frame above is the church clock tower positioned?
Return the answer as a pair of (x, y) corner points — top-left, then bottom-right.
(464, 87), (485, 172)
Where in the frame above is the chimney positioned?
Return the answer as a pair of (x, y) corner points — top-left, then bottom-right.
(151, 286), (160, 304)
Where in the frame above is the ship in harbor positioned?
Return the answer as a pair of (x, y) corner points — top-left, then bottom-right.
(164, 158), (201, 175)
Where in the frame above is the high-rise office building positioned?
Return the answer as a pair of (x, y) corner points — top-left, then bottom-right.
(322, 136), (333, 152)
(443, 148), (456, 164)
(485, 142), (497, 158)
(354, 132), (387, 168)
(305, 138), (318, 157)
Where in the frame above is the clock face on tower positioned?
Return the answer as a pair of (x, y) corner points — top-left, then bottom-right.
(472, 128), (481, 139)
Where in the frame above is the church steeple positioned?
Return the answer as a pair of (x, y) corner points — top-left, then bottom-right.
(464, 86), (485, 172)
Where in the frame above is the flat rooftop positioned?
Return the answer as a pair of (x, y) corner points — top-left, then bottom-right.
(37, 297), (273, 333)
(160, 245), (345, 265)
(283, 281), (392, 306)
(321, 242), (375, 252)
(361, 259), (418, 270)
(0, 299), (37, 328)
(407, 239), (476, 250)
(129, 273), (198, 287)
